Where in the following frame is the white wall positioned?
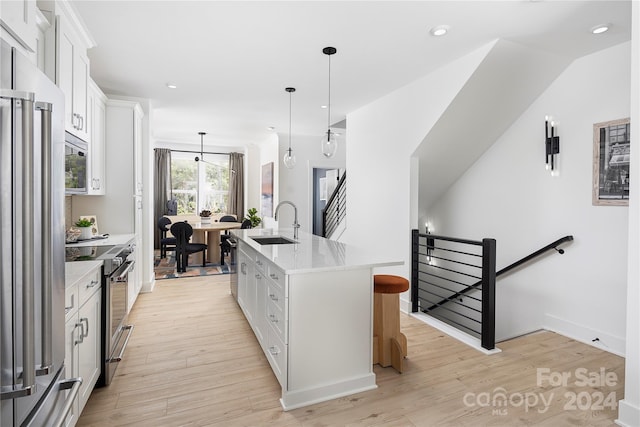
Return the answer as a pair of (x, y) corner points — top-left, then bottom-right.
(618, 2), (640, 425)
(427, 42), (631, 353)
(344, 42), (495, 280)
(276, 133), (346, 234)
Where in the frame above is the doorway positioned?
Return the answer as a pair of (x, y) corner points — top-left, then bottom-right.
(312, 168), (340, 236)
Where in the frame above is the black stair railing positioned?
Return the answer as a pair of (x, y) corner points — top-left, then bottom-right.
(411, 230), (496, 349)
(411, 231), (573, 351)
(426, 235), (574, 312)
(322, 172), (346, 238)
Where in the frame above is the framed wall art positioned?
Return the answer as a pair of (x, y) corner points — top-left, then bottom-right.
(593, 118), (630, 206)
(261, 162), (274, 217)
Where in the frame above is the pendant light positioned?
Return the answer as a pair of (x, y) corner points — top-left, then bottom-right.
(321, 46), (338, 158)
(283, 87), (296, 169)
(194, 131), (210, 164)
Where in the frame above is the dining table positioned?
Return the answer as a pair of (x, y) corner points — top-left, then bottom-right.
(189, 221), (243, 265)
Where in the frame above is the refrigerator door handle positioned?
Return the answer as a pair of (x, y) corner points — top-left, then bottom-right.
(36, 102), (54, 376)
(51, 377), (83, 427)
(0, 91), (37, 401)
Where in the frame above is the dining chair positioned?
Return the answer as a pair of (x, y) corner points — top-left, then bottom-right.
(219, 214), (237, 250)
(170, 221), (207, 272)
(157, 216), (176, 259)
(220, 219), (251, 265)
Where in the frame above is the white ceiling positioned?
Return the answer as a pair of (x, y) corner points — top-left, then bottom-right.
(72, 0), (631, 149)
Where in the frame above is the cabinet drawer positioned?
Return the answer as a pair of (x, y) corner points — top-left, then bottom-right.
(78, 269), (101, 306)
(266, 328), (287, 388)
(254, 255), (266, 273)
(266, 264), (285, 293)
(266, 287), (286, 344)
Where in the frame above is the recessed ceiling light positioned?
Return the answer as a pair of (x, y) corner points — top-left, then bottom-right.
(166, 83), (177, 89)
(321, 105), (328, 109)
(430, 25), (449, 37)
(591, 24), (610, 34)
(267, 126), (275, 131)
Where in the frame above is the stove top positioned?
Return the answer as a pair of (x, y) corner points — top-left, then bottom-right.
(65, 245), (116, 262)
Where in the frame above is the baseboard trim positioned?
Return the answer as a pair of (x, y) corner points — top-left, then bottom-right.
(543, 313), (626, 357)
(616, 399), (640, 427)
(409, 311), (501, 355)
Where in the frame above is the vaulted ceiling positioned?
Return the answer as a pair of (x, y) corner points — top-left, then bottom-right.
(73, 1), (631, 148)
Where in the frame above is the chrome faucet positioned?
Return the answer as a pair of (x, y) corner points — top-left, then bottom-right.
(274, 201), (300, 240)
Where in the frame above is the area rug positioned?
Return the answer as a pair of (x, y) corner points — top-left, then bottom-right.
(154, 253), (230, 280)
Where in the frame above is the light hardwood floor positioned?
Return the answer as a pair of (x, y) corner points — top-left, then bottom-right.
(78, 275), (624, 426)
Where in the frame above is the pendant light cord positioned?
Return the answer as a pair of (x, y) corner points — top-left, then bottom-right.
(327, 52), (331, 133)
(289, 90), (292, 151)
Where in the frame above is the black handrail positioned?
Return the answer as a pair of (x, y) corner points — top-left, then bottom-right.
(427, 235), (573, 311)
(322, 172), (346, 237)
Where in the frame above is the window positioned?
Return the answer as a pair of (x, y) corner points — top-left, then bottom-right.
(170, 152), (229, 214)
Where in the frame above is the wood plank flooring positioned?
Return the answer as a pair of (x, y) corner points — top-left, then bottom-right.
(78, 276), (625, 426)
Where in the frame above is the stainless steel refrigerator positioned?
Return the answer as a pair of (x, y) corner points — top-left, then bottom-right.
(1, 39), (80, 426)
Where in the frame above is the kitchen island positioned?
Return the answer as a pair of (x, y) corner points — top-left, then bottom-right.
(231, 228), (402, 410)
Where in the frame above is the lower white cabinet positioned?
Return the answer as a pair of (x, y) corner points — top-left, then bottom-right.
(235, 239), (375, 410)
(64, 263), (102, 427)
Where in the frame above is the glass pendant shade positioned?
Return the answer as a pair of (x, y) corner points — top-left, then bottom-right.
(283, 87), (296, 169)
(322, 130), (338, 158)
(283, 148), (296, 169)
(321, 47), (338, 158)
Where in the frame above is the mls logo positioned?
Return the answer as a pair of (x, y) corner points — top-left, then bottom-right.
(492, 408), (508, 416)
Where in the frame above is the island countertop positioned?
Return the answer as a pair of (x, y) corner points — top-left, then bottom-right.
(232, 228), (403, 274)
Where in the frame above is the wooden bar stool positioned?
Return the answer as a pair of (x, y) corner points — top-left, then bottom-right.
(372, 274), (409, 373)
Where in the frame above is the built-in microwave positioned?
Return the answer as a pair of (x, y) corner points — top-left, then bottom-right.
(65, 131), (88, 194)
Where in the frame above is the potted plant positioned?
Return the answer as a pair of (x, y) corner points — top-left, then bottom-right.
(74, 218), (93, 240)
(245, 208), (261, 228)
(200, 209), (212, 224)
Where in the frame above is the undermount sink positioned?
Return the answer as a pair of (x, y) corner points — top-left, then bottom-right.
(250, 236), (297, 245)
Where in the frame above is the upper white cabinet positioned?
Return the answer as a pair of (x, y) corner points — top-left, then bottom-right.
(87, 79), (106, 195)
(56, 12), (89, 141)
(0, 0), (37, 52)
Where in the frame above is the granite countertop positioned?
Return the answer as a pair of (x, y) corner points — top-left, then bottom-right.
(65, 233), (135, 248)
(65, 260), (103, 287)
(232, 228), (403, 274)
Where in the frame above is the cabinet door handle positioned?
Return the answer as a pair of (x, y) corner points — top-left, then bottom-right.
(269, 314), (278, 323)
(80, 317), (89, 338)
(74, 322), (84, 345)
(268, 345), (280, 355)
(269, 293), (278, 302)
(86, 279), (99, 289)
(65, 294), (74, 314)
(79, 115), (84, 131)
(270, 273), (279, 280)
(255, 274), (261, 279)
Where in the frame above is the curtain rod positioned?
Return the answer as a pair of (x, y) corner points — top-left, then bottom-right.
(156, 148), (231, 156)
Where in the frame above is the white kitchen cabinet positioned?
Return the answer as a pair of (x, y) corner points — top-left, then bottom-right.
(235, 235), (377, 410)
(56, 11), (89, 141)
(64, 262), (102, 427)
(71, 100), (144, 311)
(86, 79), (106, 195)
(0, 0), (37, 52)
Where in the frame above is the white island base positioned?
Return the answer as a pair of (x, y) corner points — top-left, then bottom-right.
(280, 269), (376, 410)
(233, 229), (402, 411)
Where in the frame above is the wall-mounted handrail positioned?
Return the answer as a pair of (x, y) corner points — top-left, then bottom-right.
(426, 235), (574, 311)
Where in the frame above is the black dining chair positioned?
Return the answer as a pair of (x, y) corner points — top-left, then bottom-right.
(220, 219), (251, 265)
(170, 221), (207, 273)
(157, 216), (176, 259)
(219, 214), (237, 251)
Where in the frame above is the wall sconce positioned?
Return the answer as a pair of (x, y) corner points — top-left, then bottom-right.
(425, 224), (434, 263)
(545, 116), (560, 175)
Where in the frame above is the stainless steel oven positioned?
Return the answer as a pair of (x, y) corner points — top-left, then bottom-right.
(101, 245), (135, 386)
(65, 243), (135, 386)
